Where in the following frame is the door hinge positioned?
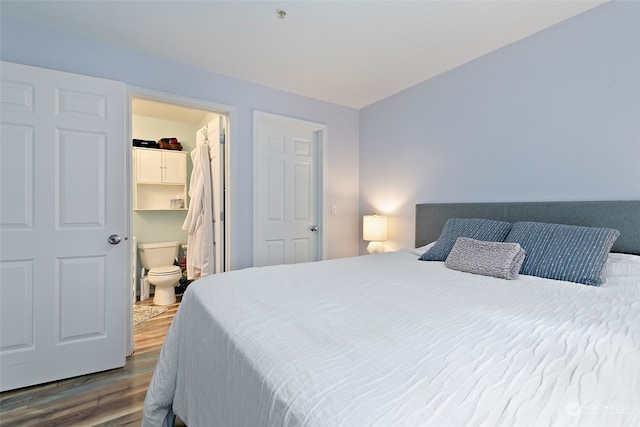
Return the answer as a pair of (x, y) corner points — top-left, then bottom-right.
(220, 132), (226, 145)
(220, 211), (225, 222)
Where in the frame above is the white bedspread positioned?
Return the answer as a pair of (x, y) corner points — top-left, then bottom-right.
(143, 249), (640, 427)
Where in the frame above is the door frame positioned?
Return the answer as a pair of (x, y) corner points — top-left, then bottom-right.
(125, 86), (236, 354)
(252, 111), (328, 265)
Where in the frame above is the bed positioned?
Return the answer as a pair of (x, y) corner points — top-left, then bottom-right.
(143, 201), (640, 427)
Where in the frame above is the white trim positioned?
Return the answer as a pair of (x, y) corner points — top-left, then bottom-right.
(252, 111), (328, 264)
(125, 93), (134, 356)
(127, 85), (236, 116)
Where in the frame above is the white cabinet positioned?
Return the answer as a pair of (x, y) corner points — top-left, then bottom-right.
(135, 149), (186, 184)
(133, 148), (188, 210)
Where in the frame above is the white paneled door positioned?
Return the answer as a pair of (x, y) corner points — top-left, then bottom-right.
(254, 113), (324, 267)
(0, 61), (127, 391)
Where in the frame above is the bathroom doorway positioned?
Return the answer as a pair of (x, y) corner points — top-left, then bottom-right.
(128, 91), (232, 351)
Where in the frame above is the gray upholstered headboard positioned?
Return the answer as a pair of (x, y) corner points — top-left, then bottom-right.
(416, 201), (640, 255)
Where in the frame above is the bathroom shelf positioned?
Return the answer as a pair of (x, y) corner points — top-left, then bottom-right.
(133, 148), (188, 211)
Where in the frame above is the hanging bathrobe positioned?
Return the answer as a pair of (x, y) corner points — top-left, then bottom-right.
(182, 142), (214, 279)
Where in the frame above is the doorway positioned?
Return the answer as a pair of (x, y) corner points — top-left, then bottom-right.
(128, 92), (232, 352)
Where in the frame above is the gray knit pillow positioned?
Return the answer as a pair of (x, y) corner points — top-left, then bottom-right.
(445, 237), (525, 280)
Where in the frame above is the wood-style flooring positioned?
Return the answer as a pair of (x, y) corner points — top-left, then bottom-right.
(0, 298), (185, 426)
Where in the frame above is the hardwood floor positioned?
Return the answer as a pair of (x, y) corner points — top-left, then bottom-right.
(0, 298), (185, 426)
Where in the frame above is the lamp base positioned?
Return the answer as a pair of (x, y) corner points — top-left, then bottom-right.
(367, 241), (385, 254)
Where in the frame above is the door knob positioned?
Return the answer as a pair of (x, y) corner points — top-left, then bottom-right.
(108, 234), (122, 245)
(309, 225), (319, 232)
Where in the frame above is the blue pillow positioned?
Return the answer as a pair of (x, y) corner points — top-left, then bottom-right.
(504, 221), (619, 286)
(419, 218), (512, 261)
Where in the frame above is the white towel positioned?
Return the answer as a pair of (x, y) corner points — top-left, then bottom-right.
(182, 143), (214, 279)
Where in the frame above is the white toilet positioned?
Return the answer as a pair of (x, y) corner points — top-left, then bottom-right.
(138, 241), (182, 306)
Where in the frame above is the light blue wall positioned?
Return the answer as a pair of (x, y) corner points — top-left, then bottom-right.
(1, 17), (360, 269)
(4, 3), (638, 260)
(359, 1), (640, 252)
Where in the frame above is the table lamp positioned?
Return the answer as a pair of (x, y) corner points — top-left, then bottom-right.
(363, 214), (387, 254)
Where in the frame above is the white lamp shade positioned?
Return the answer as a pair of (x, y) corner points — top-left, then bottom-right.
(363, 214), (387, 241)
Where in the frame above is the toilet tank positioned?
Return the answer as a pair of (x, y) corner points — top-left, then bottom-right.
(138, 241), (180, 269)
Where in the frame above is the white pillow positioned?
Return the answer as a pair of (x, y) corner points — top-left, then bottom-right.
(412, 242), (435, 257)
(600, 252), (640, 292)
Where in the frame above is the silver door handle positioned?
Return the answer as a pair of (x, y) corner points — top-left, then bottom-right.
(309, 225), (319, 232)
(108, 234), (122, 245)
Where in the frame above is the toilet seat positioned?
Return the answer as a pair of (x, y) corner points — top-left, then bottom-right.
(148, 265), (181, 276)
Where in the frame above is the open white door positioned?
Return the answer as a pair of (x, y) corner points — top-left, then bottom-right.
(196, 116), (225, 273)
(0, 61), (127, 391)
(253, 112), (325, 267)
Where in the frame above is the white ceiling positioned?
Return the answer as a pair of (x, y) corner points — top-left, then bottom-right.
(2, 0), (607, 109)
(132, 97), (213, 124)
